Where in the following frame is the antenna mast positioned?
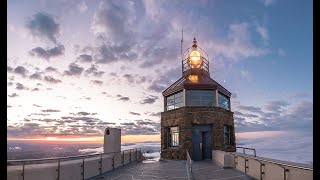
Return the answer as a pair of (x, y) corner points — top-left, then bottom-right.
(181, 29), (183, 61)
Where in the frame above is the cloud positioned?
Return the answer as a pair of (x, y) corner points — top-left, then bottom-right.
(264, 100), (289, 113)
(44, 76), (62, 83)
(78, 0), (88, 13)
(29, 73), (42, 80)
(77, 54), (93, 63)
(140, 95), (159, 104)
(31, 88), (40, 91)
(14, 66), (29, 76)
(91, 1), (138, 37)
(41, 109), (61, 113)
(8, 93), (19, 98)
(263, 0), (275, 7)
(84, 64), (105, 77)
(64, 63), (84, 76)
(240, 70), (251, 81)
(26, 12), (60, 44)
(16, 83), (29, 90)
(90, 80), (103, 85)
(45, 66), (58, 72)
(116, 94), (130, 101)
(29, 45), (65, 60)
(129, 112), (141, 116)
(256, 25), (269, 44)
(147, 82), (167, 92)
(7, 66), (13, 72)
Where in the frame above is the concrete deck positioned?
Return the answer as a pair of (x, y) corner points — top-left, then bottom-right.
(88, 159), (253, 180)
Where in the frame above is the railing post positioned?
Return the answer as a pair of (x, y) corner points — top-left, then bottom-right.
(112, 154), (115, 170)
(136, 149), (137, 162)
(122, 150), (125, 166)
(81, 158), (84, 180)
(245, 158), (249, 173)
(129, 150), (131, 163)
(99, 154), (102, 175)
(56, 159), (60, 180)
(243, 148), (245, 155)
(260, 162), (265, 180)
(22, 161), (25, 180)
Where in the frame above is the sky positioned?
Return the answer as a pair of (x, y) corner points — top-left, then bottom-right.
(7, 0), (312, 162)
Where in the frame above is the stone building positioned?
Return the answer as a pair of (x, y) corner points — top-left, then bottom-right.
(160, 38), (236, 161)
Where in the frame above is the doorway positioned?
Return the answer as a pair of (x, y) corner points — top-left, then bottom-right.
(192, 125), (212, 161)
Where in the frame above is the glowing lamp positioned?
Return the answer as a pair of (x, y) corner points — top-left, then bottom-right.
(189, 50), (201, 67)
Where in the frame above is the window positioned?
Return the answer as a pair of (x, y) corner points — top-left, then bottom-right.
(218, 92), (230, 110)
(186, 90), (215, 107)
(168, 126), (179, 147)
(224, 125), (231, 146)
(166, 91), (183, 110)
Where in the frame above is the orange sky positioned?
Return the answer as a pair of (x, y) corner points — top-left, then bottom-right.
(7, 131), (290, 144)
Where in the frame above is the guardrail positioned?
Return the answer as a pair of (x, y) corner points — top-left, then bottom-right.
(7, 148), (143, 180)
(232, 153), (313, 180)
(186, 149), (193, 180)
(236, 146), (256, 157)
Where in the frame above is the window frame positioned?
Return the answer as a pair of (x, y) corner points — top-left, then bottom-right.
(168, 126), (179, 147)
(165, 91), (183, 111)
(223, 125), (231, 146)
(218, 91), (230, 110)
(186, 89), (216, 107)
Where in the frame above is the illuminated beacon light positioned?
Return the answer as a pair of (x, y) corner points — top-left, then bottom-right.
(189, 50), (201, 67)
(188, 75), (198, 83)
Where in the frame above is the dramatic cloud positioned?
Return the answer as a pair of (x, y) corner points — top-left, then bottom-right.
(64, 63), (84, 76)
(84, 64), (105, 77)
(77, 54), (93, 63)
(140, 95), (159, 104)
(8, 93), (19, 98)
(29, 45), (65, 60)
(129, 112), (141, 116)
(116, 94), (130, 101)
(16, 83), (29, 90)
(90, 80), (103, 85)
(29, 73), (42, 80)
(45, 66), (58, 72)
(41, 109), (61, 113)
(123, 74), (149, 84)
(14, 66), (29, 76)
(44, 76), (62, 83)
(26, 12), (60, 44)
(91, 1), (138, 37)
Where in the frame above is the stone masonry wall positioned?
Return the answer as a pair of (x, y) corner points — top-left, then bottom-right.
(161, 106), (236, 160)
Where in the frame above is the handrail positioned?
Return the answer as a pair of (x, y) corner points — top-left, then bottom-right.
(236, 146), (256, 157)
(186, 149), (193, 180)
(7, 148), (138, 164)
(8, 148), (143, 180)
(231, 152), (313, 171)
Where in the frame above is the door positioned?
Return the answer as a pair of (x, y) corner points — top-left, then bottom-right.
(202, 131), (212, 159)
(192, 125), (212, 161)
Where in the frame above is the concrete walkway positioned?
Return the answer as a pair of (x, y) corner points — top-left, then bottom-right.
(88, 159), (252, 180)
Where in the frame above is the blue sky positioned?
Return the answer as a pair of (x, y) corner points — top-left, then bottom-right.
(7, 0), (312, 163)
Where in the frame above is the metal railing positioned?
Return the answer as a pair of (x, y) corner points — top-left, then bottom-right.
(236, 146), (256, 157)
(7, 148), (143, 180)
(186, 149), (193, 180)
(233, 152), (313, 180)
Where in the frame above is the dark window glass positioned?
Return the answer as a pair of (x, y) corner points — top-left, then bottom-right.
(166, 91), (184, 110)
(186, 90), (215, 107)
(168, 126), (179, 147)
(218, 92), (230, 110)
(224, 125), (231, 146)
